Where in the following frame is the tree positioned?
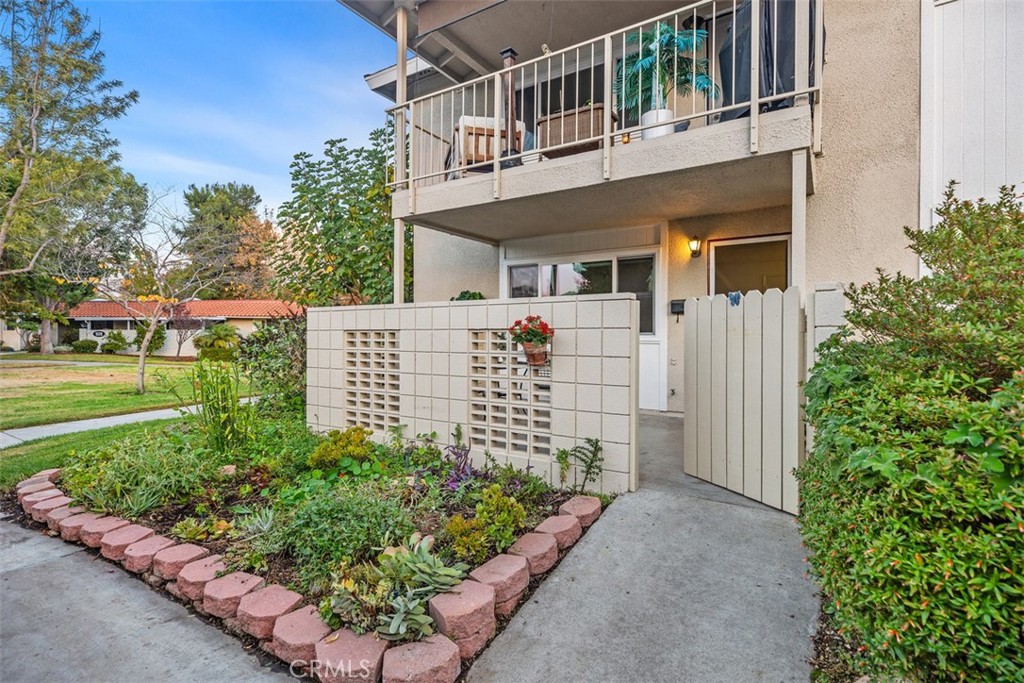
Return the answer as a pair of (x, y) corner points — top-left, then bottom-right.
(1, 0), (138, 277)
(274, 125), (411, 306)
(57, 191), (234, 392)
(225, 212), (276, 298)
(168, 304), (202, 358)
(180, 182), (272, 298)
(194, 322), (240, 361)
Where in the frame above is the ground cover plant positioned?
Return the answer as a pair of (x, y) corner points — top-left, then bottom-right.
(30, 356), (599, 645)
(796, 186), (1024, 682)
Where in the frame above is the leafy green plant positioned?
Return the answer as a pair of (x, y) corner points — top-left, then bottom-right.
(100, 330), (129, 354)
(171, 517), (209, 541)
(238, 314), (306, 410)
(444, 514), (490, 564)
(194, 323), (240, 361)
(796, 186), (1024, 682)
(61, 428), (224, 517)
(172, 360), (254, 454)
(259, 483), (415, 595)
(556, 437), (605, 493)
(71, 339), (98, 353)
(321, 533), (468, 642)
(450, 290), (484, 301)
(308, 425), (373, 470)
(475, 484), (526, 552)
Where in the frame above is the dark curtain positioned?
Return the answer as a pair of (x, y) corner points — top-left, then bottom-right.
(718, 0), (821, 122)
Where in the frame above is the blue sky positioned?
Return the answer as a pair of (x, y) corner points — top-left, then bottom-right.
(79, 0), (397, 213)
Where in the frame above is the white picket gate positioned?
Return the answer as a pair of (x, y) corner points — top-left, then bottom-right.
(682, 287), (805, 514)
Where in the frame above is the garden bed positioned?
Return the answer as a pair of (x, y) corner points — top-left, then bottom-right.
(4, 361), (612, 682)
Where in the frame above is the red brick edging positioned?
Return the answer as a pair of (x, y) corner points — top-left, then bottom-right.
(16, 469), (603, 683)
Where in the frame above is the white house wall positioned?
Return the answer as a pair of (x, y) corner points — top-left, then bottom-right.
(922, 0), (1024, 225)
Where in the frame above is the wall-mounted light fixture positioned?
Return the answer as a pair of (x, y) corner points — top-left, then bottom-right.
(621, 132), (631, 145)
(687, 236), (702, 258)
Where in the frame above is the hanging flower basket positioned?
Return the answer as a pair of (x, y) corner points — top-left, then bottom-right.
(508, 315), (554, 366)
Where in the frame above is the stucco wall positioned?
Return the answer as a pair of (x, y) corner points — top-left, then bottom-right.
(413, 225), (500, 302)
(665, 206), (793, 413)
(805, 0), (921, 286)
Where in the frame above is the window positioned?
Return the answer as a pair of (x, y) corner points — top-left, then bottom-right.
(508, 254), (656, 334)
(711, 237), (788, 295)
(89, 320), (115, 330)
(617, 256), (654, 333)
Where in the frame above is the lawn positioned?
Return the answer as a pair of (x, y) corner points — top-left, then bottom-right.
(1, 352), (190, 364)
(0, 363), (198, 429)
(0, 418), (180, 489)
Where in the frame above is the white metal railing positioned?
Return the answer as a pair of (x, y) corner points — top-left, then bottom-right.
(388, 0), (823, 199)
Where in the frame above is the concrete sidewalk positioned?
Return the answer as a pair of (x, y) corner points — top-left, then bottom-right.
(0, 518), (290, 683)
(0, 407), (192, 450)
(468, 414), (819, 683)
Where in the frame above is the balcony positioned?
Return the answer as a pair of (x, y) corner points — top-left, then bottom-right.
(389, 0), (822, 242)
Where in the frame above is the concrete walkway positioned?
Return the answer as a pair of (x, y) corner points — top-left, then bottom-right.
(468, 414), (819, 683)
(0, 517), (289, 682)
(0, 407), (192, 449)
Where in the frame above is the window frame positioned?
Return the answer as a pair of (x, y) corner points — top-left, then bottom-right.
(504, 247), (659, 336)
(708, 234), (791, 296)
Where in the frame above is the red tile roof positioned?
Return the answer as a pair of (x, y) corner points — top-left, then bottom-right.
(69, 299), (303, 320)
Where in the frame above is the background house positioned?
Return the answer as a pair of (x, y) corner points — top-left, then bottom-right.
(69, 299), (302, 357)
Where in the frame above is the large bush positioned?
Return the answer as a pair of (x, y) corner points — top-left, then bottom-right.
(238, 313), (306, 410)
(194, 323), (240, 361)
(71, 339), (98, 353)
(796, 186), (1024, 682)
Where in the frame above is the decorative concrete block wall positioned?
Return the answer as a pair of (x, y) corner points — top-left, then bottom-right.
(306, 294), (640, 493)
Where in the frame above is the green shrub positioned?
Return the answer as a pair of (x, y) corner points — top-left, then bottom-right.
(261, 483), (415, 594)
(443, 514), (490, 564)
(450, 290), (484, 301)
(243, 414), (323, 480)
(53, 344), (73, 354)
(475, 484), (526, 553)
(134, 320), (167, 355)
(308, 425), (373, 470)
(61, 428), (223, 517)
(194, 323), (240, 361)
(100, 330), (129, 354)
(796, 186), (1024, 682)
(71, 339), (99, 353)
(239, 314), (306, 410)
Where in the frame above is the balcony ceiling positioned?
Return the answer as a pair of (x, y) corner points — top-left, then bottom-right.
(340, 0), (688, 97)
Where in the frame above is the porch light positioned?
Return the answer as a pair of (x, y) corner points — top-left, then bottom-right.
(688, 237), (702, 258)
(621, 132), (631, 144)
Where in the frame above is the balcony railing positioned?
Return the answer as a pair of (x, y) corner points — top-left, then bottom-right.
(388, 0), (822, 197)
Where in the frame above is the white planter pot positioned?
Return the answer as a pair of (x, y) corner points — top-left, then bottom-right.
(641, 108), (675, 139)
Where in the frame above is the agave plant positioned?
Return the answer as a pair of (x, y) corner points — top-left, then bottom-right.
(614, 21), (719, 119)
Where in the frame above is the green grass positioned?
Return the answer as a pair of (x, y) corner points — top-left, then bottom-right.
(0, 419), (181, 489)
(1, 352), (190, 365)
(0, 364), (198, 429)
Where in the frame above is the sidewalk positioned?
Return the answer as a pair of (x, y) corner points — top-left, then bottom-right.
(467, 414), (819, 683)
(0, 518), (289, 682)
(0, 407), (194, 450)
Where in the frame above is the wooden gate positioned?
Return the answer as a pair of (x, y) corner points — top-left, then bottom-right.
(682, 287), (805, 514)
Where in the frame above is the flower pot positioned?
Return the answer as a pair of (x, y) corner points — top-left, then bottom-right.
(641, 108), (675, 140)
(520, 342), (549, 366)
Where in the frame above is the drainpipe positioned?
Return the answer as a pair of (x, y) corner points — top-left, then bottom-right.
(393, 3), (409, 304)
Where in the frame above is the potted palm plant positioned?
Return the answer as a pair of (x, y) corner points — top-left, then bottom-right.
(615, 21), (718, 139)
